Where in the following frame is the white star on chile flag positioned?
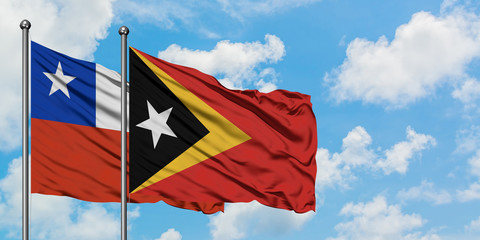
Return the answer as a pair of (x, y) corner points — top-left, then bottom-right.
(43, 61), (76, 98)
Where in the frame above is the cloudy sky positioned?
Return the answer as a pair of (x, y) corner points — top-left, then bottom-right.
(1, 0), (480, 239)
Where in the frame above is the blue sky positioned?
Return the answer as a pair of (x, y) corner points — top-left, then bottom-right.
(1, 0), (480, 239)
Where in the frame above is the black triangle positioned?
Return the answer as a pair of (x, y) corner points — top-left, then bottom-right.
(129, 49), (209, 192)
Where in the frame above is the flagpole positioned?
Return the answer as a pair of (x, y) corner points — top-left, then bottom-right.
(20, 19), (31, 240)
(119, 25), (129, 240)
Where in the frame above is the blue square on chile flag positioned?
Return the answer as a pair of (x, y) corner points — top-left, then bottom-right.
(31, 41), (96, 127)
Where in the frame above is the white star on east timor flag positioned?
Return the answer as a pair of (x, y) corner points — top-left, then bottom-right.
(136, 100), (177, 148)
(43, 62), (76, 98)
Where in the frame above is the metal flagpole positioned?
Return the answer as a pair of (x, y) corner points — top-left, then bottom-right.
(20, 19), (31, 240)
(119, 25), (129, 240)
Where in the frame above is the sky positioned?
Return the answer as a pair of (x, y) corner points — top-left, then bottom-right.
(1, 0), (480, 239)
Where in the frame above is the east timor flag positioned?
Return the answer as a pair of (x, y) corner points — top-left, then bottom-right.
(130, 48), (317, 213)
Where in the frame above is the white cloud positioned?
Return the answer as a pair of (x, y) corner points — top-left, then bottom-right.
(457, 182), (480, 202)
(455, 125), (480, 154)
(0, 158), (23, 236)
(452, 78), (480, 107)
(208, 201), (314, 240)
(397, 180), (452, 205)
(217, 0), (321, 20)
(155, 228), (182, 240)
(316, 148), (351, 190)
(0, 157), (121, 239)
(2, 0), (115, 60)
(316, 126), (376, 190)
(128, 206), (140, 220)
(35, 201), (119, 240)
(157, 34), (285, 92)
(328, 195), (439, 240)
(114, 0), (194, 29)
(114, 0), (225, 39)
(457, 150), (480, 202)
(403, 232), (442, 240)
(441, 0), (460, 13)
(339, 35), (347, 46)
(469, 150), (480, 178)
(326, 7), (480, 108)
(465, 216), (480, 232)
(0, 0), (115, 151)
(340, 126), (376, 167)
(115, 0), (319, 37)
(316, 126), (435, 190)
(375, 127), (436, 175)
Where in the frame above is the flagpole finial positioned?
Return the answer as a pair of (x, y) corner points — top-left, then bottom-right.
(119, 26), (129, 36)
(20, 20), (31, 30)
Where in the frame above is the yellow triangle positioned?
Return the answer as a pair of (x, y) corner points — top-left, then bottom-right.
(131, 48), (251, 194)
